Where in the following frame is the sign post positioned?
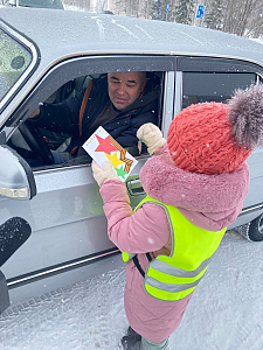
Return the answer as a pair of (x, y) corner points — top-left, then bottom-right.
(166, 3), (170, 21)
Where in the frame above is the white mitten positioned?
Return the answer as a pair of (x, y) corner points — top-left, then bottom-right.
(91, 161), (120, 187)
(137, 123), (166, 155)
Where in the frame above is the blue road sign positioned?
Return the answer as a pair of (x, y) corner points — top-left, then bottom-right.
(196, 5), (205, 19)
(166, 3), (170, 12)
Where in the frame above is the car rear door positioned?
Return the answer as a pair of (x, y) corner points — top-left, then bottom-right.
(173, 56), (263, 228)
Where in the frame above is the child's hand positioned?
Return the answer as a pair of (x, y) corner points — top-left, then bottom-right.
(91, 161), (120, 187)
(137, 123), (166, 155)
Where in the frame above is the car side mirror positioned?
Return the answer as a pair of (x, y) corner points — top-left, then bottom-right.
(0, 144), (36, 200)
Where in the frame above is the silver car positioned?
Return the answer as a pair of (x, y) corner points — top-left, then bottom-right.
(3, 0), (64, 9)
(0, 7), (263, 313)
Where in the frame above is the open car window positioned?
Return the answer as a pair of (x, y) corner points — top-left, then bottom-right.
(8, 71), (164, 170)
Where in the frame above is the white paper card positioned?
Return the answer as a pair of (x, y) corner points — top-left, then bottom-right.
(82, 126), (138, 182)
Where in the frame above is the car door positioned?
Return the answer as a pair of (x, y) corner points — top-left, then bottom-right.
(0, 54), (176, 304)
(173, 56), (263, 228)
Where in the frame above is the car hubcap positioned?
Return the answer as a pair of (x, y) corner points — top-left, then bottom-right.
(258, 214), (263, 234)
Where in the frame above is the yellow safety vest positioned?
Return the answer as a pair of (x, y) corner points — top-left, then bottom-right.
(122, 196), (226, 301)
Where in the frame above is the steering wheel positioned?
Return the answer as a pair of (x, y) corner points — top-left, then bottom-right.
(19, 121), (54, 165)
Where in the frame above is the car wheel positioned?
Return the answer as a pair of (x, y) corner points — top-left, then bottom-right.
(248, 213), (263, 241)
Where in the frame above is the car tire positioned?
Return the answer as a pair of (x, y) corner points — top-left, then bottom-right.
(248, 213), (263, 241)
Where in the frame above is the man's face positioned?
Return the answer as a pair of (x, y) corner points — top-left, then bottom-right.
(108, 72), (147, 110)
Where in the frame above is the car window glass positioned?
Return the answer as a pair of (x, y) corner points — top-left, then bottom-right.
(18, 0), (63, 9)
(0, 29), (32, 102)
(182, 72), (257, 109)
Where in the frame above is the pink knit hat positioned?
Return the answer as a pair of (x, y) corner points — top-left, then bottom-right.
(167, 84), (263, 175)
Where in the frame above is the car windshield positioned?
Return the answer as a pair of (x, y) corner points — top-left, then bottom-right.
(18, 0), (63, 9)
(0, 29), (32, 103)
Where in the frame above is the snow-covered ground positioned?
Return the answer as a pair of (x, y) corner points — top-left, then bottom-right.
(0, 230), (263, 350)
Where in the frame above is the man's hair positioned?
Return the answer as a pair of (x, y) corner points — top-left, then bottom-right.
(139, 71), (147, 82)
(108, 71), (146, 82)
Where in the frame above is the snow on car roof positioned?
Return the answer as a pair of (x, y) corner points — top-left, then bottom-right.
(1, 7), (263, 68)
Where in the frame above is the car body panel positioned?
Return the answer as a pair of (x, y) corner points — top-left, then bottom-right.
(230, 148), (263, 227)
(1, 7), (263, 62)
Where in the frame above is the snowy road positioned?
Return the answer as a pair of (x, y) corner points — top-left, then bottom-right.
(0, 230), (263, 350)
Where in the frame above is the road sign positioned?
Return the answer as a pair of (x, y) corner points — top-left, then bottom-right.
(166, 3), (170, 12)
(196, 5), (205, 19)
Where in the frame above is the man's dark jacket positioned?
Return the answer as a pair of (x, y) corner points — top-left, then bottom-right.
(33, 74), (159, 154)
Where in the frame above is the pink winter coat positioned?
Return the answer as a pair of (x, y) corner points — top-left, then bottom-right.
(99, 145), (250, 343)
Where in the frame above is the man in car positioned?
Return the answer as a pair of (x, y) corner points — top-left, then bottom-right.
(29, 71), (159, 163)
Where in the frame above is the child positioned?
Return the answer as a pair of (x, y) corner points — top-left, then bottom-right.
(91, 84), (263, 350)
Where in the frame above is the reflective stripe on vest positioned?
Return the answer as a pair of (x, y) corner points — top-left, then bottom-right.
(122, 252), (136, 263)
(122, 196), (226, 301)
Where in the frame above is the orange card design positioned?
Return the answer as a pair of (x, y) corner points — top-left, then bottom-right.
(82, 126), (138, 182)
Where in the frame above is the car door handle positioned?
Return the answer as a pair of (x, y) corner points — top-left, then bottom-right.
(126, 178), (145, 196)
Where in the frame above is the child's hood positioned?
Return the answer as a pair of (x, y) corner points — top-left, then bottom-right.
(139, 145), (250, 231)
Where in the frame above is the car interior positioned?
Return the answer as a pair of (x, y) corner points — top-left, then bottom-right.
(7, 71), (165, 169)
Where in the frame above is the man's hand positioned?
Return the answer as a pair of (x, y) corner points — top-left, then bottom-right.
(137, 123), (166, 155)
(29, 107), (40, 119)
(91, 161), (120, 187)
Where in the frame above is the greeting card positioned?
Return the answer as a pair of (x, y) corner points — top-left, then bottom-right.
(82, 126), (138, 182)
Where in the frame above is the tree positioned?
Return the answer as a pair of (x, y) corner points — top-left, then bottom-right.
(141, 0), (150, 18)
(174, 0), (195, 24)
(63, 0), (263, 39)
(234, 0), (254, 36)
(203, 0), (224, 30)
(113, 0), (128, 15)
(166, 0), (177, 22)
(222, 0), (260, 37)
(244, 1), (263, 37)
(129, 0), (140, 17)
(150, 0), (167, 21)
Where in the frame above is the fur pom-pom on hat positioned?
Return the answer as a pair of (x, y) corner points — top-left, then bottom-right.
(228, 83), (263, 149)
(167, 83), (263, 175)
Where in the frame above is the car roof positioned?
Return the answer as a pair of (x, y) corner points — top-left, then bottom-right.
(1, 7), (263, 68)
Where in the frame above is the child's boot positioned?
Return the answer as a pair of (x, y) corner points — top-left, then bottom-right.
(127, 326), (141, 340)
(121, 335), (145, 350)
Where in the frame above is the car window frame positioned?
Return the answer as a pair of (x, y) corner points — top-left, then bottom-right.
(0, 20), (39, 114)
(174, 56), (263, 117)
(5, 54), (177, 170)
